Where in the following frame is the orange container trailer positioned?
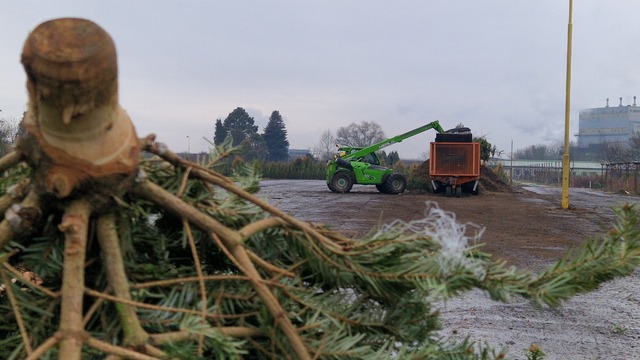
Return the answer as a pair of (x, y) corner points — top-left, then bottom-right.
(429, 142), (481, 197)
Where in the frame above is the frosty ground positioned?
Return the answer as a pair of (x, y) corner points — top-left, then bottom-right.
(258, 180), (640, 360)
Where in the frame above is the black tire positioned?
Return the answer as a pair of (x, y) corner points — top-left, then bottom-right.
(445, 186), (452, 197)
(462, 181), (480, 195)
(336, 157), (353, 170)
(435, 133), (473, 143)
(445, 127), (471, 134)
(330, 171), (353, 193)
(383, 173), (407, 194)
(375, 184), (387, 194)
(455, 186), (462, 198)
(327, 182), (337, 193)
(431, 181), (443, 194)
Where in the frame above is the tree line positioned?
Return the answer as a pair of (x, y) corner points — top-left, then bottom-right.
(514, 135), (640, 163)
(214, 107), (290, 162)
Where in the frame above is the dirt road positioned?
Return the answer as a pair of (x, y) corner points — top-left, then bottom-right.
(258, 180), (640, 359)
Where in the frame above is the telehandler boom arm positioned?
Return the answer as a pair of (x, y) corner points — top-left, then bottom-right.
(340, 120), (444, 160)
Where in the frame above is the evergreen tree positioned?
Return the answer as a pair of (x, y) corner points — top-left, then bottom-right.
(213, 118), (227, 145)
(7, 17), (640, 360)
(263, 110), (290, 162)
(388, 150), (400, 166)
(242, 132), (268, 161)
(223, 107), (258, 146)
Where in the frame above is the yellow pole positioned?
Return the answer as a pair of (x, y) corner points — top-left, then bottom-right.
(562, 0), (573, 209)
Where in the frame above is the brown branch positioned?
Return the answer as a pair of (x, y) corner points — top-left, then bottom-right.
(247, 249), (296, 278)
(85, 336), (160, 360)
(177, 166), (192, 198)
(130, 274), (250, 289)
(58, 199), (91, 360)
(84, 288), (228, 319)
(0, 266), (32, 355)
(0, 188), (42, 250)
(83, 291), (107, 327)
(2, 262), (58, 298)
(143, 140), (345, 254)
(0, 151), (22, 173)
(238, 217), (286, 241)
(182, 219), (206, 356)
(24, 332), (60, 360)
(149, 327), (264, 345)
(97, 214), (149, 347)
(0, 178), (30, 215)
(133, 179), (312, 360)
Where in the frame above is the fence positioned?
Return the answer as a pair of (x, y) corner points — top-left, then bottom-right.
(507, 162), (564, 185)
(601, 162), (640, 194)
(488, 160), (604, 189)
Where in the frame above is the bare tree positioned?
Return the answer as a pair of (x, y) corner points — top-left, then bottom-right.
(603, 142), (633, 162)
(628, 131), (640, 160)
(312, 129), (337, 161)
(335, 121), (385, 147)
(0, 116), (22, 156)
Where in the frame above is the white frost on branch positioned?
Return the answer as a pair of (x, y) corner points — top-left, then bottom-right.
(380, 202), (486, 279)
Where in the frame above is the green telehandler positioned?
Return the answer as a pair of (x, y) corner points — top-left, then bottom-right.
(326, 121), (445, 194)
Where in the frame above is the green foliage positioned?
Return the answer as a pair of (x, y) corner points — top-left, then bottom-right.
(473, 136), (497, 162)
(213, 118), (227, 145)
(222, 107), (259, 146)
(611, 323), (628, 335)
(262, 110), (290, 162)
(392, 159), (406, 174)
(378, 150), (400, 167)
(526, 344), (546, 360)
(240, 132), (267, 162)
(260, 155), (325, 179)
(2, 146), (640, 358)
(493, 163), (509, 184)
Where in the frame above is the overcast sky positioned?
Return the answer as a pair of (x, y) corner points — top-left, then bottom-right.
(2, 1), (639, 159)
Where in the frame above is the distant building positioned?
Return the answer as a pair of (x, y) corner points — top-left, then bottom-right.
(288, 149), (311, 159)
(576, 97), (640, 148)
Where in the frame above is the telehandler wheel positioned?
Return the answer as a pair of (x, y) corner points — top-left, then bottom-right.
(375, 184), (387, 194)
(330, 171), (353, 193)
(383, 173), (407, 194)
(327, 182), (337, 193)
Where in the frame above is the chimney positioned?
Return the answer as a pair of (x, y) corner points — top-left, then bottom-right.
(634, 96), (637, 106)
(606, 98), (610, 107)
(620, 97), (623, 106)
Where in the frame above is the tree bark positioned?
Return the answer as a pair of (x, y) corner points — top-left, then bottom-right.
(97, 214), (149, 347)
(58, 199), (91, 360)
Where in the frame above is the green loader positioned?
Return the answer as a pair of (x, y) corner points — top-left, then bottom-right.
(326, 121), (444, 194)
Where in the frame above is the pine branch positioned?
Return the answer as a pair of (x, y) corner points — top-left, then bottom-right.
(96, 213), (149, 346)
(133, 178), (312, 359)
(58, 199), (91, 359)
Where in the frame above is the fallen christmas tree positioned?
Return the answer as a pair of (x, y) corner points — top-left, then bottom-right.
(1, 17), (640, 360)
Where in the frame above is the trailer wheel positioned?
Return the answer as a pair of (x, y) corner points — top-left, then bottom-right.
(383, 173), (407, 194)
(330, 171), (353, 193)
(455, 186), (462, 198)
(445, 186), (452, 197)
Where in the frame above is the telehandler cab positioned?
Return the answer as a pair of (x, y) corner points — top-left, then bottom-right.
(326, 121), (445, 194)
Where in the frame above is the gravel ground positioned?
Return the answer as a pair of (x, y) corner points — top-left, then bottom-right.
(258, 180), (640, 359)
